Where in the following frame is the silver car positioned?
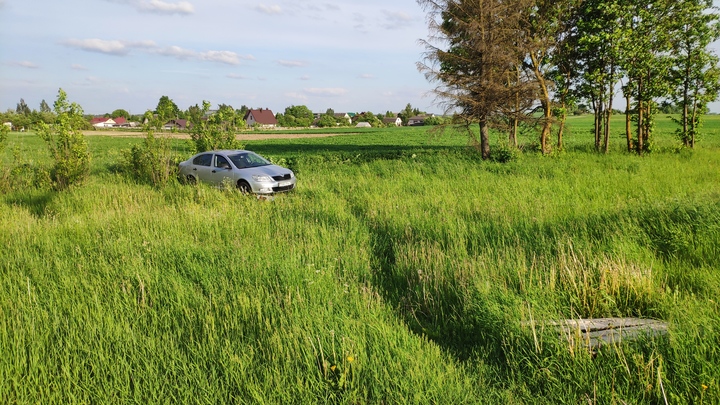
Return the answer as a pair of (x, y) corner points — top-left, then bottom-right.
(178, 150), (296, 194)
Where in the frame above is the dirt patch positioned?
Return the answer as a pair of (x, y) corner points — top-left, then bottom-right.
(83, 130), (346, 140)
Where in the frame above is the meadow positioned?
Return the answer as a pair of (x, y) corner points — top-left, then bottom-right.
(1, 114), (719, 403)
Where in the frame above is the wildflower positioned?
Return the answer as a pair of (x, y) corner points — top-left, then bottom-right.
(702, 384), (709, 391)
(330, 365), (336, 371)
(347, 356), (354, 363)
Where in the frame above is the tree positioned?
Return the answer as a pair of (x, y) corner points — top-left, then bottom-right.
(112, 109), (131, 120)
(668, 0), (720, 148)
(236, 105), (249, 120)
(36, 89), (90, 190)
(155, 96), (179, 125)
(573, 0), (624, 153)
(188, 101), (243, 152)
(521, 0), (579, 154)
(354, 111), (383, 127)
(16, 98), (30, 115)
(317, 114), (337, 128)
(398, 103), (414, 125)
(418, 0), (534, 159)
(279, 105), (314, 127)
(617, 0), (677, 154)
(142, 110), (161, 131)
(40, 100), (51, 113)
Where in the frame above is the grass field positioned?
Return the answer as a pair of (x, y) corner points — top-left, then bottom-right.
(1, 114), (719, 403)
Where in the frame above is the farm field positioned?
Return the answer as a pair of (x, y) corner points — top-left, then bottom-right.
(1, 114), (720, 403)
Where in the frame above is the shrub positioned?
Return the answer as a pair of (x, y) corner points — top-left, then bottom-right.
(36, 89), (90, 191)
(490, 142), (520, 163)
(121, 132), (179, 187)
(189, 101), (244, 152)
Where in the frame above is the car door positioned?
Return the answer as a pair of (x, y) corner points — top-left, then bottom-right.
(190, 153), (214, 183)
(206, 154), (234, 186)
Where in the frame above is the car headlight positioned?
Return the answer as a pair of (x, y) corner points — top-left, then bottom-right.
(252, 175), (273, 182)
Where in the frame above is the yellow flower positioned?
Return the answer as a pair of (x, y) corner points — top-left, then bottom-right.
(330, 365), (336, 371)
(347, 356), (354, 363)
(702, 384), (709, 391)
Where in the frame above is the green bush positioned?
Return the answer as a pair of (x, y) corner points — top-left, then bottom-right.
(490, 142), (520, 163)
(121, 132), (178, 187)
(36, 89), (90, 190)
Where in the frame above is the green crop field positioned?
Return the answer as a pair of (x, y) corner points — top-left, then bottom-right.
(1, 114), (720, 403)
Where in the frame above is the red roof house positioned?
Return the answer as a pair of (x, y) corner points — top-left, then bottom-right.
(90, 117), (116, 128)
(244, 108), (278, 128)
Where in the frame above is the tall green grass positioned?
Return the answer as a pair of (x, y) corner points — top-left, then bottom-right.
(1, 115), (719, 403)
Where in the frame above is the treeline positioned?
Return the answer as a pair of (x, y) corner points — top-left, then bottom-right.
(418, 0), (720, 157)
(1, 93), (446, 133)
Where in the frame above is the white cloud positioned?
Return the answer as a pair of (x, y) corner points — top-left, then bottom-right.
(62, 39), (130, 55)
(154, 45), (196, 60)
(71, 64), (88, 70)
(200, 50), (242, 65)
(382, 11), (414, 30)
(277, 60), (306, 68)
(9, 61), (39, 69)
(285, 92), (308, 101)
(359, 74), (375, 79)
(139, 0), (194, 14)
(227, 73), (248, 80)
(255, 4), (282, 15)
(299, 75), (311, 81)
(304, 88), (347, 97)
(107, 0), (194, 15)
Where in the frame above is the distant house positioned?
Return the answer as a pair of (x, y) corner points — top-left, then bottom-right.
(244, 108), (278, 128)
(334, 113), (352, 125)
(355, 122), (372, 128)
(112, 117), (129, 127)
(383, 117), (402, 127)
(3, 122), (13, 130)
(407, 116), (427, 126)
(90, 117), (116, 128)
(163, 119), (190, 130)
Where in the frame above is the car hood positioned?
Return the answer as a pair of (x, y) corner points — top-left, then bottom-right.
(243, 165), (292, 177)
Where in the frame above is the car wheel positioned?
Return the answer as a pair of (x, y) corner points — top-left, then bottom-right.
(237, 180), (252, 194)
(185, 174), (197, 185)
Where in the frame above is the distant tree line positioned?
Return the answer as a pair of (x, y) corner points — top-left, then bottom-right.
(417, 0), (720, 158)
(1, 93), (450, 133)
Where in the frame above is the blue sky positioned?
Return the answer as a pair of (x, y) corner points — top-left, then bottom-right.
(0, 0), (435, 116)
(3, 0), (720, 117)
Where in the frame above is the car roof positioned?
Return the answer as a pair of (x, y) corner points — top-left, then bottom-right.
(199, 150), (252, 155)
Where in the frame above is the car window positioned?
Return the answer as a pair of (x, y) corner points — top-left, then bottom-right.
(229, 153), (249, 169)
(193, 153), (213, 166)
(246, 152), (270, 166)
(215, 155), (231, 168)
(230, 152), (270, 168)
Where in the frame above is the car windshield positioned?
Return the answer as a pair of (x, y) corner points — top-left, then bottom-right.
(229, 152), (271, 169)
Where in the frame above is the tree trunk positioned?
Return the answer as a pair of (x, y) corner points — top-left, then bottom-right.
(625, 95), (633, 152)
(683, 66), (690, 147)
(509, 67), (519, 148)
(593, 96), (602, 152)
(510, 116), (518, 148)
(604, 64), (615, 154)
(557, 102), (565, 150)
(637, 99), (644, 155)
(480, 119), (490, 160)
(604, 108), (611, 154)
(691, 98), (698, 149)
(531, 53), (552, 155)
